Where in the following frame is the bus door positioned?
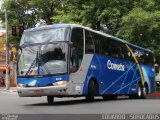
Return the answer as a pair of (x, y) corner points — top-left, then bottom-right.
(69, 28), (85, 95)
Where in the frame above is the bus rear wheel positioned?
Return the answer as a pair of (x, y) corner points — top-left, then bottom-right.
(141, 85), (148, 99)
(86, 81), (96, 102)
(137, 84), (143, 99)
(47, 96), (54, 104)
(136, 84), (148, 99)
(129, 84), (142, 99)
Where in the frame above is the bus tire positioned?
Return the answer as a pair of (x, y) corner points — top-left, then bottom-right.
(86, 80), (96, 102)
(136, 84), (143, 99)
(141, 84), (148, 99)
(47, 96), (54, 104)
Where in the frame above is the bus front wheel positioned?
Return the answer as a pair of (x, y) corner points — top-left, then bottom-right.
(86, 81), (96, 102)
(47, 96), (54, 104)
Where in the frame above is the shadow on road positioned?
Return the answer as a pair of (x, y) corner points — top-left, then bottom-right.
(24, 97), (130, 106)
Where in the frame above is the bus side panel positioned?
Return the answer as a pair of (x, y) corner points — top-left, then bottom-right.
(82, 54), (142, 95)
(98, 55), (141, 95)
(99, 55), (127, 94)
(116, 64), (141, 95)
(141, 65), (156, 93)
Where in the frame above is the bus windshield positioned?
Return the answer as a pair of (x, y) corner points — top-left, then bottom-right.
(20, 28), (69, 46)
(18, 43), (68, 76)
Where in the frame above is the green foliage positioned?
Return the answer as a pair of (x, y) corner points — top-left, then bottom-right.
(156, 87), (160, 91)
(116, 7), (160, 60)
(1, 0), (65, 43)
(0, 0), (160, 62)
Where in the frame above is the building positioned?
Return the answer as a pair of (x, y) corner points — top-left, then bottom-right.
(0, 32), (16, 87)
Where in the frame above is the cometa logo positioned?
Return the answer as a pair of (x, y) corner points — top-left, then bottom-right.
(107, 60), (125, 71)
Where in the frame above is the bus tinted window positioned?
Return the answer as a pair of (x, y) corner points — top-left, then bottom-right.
(99, 36), (110, 56)
(118, 43), (133, 60)
(100, 37), (132, 60)
(130, 46), (154, 66)
(110, 40), (123, 58)
(85, 30), (154, 66)
(70, 28), (84, 73)
(85, 30), (95, 53)
(90, 32), (100, 53)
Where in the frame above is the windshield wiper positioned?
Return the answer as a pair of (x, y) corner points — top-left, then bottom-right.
(25, 52), (38, 76)
(25, 51), (51, 76)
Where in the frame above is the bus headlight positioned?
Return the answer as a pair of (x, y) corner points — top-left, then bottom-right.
(52, 81), (68, 86)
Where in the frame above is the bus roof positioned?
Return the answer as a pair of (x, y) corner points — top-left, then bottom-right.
(111, 36), (152, 53)
(24, 24), (152, 53)
(24, 24), (71, 32)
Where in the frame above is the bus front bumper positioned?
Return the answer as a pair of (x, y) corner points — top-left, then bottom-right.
(17, 85), (68, 97)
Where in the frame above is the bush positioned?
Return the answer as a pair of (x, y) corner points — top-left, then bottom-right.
(156, 87), (160, 91)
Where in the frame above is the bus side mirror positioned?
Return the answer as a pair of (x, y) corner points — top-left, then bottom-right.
(155, 64), (159, 74)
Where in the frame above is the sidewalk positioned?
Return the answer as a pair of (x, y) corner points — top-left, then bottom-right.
(147, 91), (160, 99)
(0, 87), (17, 93)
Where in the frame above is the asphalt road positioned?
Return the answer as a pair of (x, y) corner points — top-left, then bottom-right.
(0, 92), (160, 114)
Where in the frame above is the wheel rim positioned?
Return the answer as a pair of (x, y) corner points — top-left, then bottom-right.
(143, 87), (147, 96)
(138, 86), (142, 97)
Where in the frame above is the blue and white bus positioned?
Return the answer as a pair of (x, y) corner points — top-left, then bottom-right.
(17, 24), (156, 103)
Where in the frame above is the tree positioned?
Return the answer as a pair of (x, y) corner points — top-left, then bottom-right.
(0, 0), (159, 62)
(1, 0), (65, 28)
(53, 0), (139, 33)
(116, 7), (160, 62)
(0, 0), (65, 43)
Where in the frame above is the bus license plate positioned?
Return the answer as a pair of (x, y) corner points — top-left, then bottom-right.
(34, 89), (43, 95)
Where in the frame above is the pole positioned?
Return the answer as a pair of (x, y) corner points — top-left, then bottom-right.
(5, 9), (10, 90)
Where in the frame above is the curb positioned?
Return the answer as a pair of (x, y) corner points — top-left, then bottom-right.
(147, 91), (160, 99)
(147, 96), (160, 99)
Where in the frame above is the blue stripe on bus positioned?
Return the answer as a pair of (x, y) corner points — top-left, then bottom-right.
(17, 74), (69, 87)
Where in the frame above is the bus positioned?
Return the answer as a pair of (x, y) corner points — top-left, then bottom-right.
(17, 24), (156, 103)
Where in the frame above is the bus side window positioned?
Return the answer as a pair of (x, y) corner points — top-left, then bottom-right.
(100, 36), (110, 56)
(119, 43), (131, 60)
(85, 30), (95, 53)
(109, 40), (119, 58)
(127, 45), (137, 62)
(70, 28), (84, 73)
